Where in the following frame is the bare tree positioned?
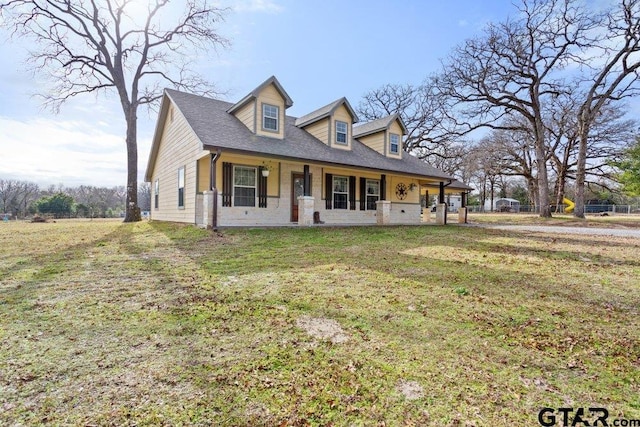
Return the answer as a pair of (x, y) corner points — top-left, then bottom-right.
(467, 130), (535, 211)
(0, 0), (229, 221)
(435, 0), (599, 217)
(14, 181), (40, 217)
(358, 79), (468, 173)
(546, 93), (579, 210)
(137, 182), (151, 211)
(574, 0), (640, 217)
(0, 179), (40, 218)
(0, 179), (18, 215)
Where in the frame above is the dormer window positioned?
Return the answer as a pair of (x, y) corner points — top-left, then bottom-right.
(263, 104), (279, 131)
(390, 133), (400, 154)
(336, 121), (348, 145)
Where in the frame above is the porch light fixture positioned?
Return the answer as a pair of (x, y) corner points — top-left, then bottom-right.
(409, 183), (418, 192)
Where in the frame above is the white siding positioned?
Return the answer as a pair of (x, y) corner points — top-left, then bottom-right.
(150, 102), (207, 224)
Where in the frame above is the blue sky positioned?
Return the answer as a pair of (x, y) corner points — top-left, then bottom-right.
(0, 0), (515, 187)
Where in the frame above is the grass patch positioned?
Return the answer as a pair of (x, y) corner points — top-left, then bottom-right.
(0, 219), (638, 425)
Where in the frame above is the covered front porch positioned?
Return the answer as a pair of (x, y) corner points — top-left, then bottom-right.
(193, 151), (471, 228)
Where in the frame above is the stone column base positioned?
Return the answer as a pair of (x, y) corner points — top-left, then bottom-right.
(436, 203), (447, 225)
(458, 207), (468, 224)
(298, 196), (315, 226)
(376, 200), (391, 225)
(201, 191), (214, 228)
(422, 207), (431, 223)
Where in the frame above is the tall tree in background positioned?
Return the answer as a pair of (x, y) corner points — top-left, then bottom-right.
(574, 0), (640, 218)
(358, 79), (468, 176)
(435, 0), (598, 217)
(0, 0), (229, 222)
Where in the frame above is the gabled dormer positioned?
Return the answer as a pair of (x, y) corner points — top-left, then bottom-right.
(227, 76), (293, 139)
(353, 114), (408, 159)
(295, 97), (358, 150)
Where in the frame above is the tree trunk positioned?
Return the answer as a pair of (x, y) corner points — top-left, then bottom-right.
(535, 132), (551, 217)
(554, 168), (566, 213)
(526, 176), (537, 210)
(124, 106), (141, 222)
(574, 119), (589, 219)
(490, 179), (495, 212)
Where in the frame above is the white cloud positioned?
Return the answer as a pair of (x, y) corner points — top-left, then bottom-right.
(0, 116), (150, 188)
(233, 0), (283, 14)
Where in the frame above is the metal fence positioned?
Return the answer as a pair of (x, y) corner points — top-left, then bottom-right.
(467, 204), (640, 214)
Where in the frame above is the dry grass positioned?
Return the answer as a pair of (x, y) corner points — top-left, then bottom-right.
(1, 219), (638, 426)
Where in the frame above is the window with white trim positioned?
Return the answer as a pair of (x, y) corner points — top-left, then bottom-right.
(263, 104), (279, 131)
(234, 166), (256, 207)
(177, 167), (185, 208)
(390, 133), (400, 154)
(336, 121), (348, 144)
(154, 179), (159, 209)
(333, 176), (348, 209)
(366, 179), (379, 210)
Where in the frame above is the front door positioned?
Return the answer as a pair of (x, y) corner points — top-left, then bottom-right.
(291, 173), (305, 222)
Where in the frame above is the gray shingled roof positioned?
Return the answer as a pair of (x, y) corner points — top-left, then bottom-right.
(150, 89), (469, 188)
(353, 113), (408, 138)
(294, 97), (359, 128)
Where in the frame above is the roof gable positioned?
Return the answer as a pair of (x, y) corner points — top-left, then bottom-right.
(227, 75), (293, 114)
(353, 113), (408, 138)
(295, 97), (359, 128)
(144, 90), (204, 182)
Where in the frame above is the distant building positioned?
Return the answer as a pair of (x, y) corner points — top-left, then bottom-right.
(484, 198), (521, 212)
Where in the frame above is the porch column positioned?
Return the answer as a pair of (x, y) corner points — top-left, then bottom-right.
(298, 196), (315, 226)
(422, 190), (430, 223)
(458, 191), (467, 224)
(210, 150), (221, 229)
(439, 181), (445, 204)
(436, 203), (447, 225)
(201, 191), (214, 229)
(380, 174), (386, 200)
(376, 200), (391, 225)
(303, 164), (311, 196)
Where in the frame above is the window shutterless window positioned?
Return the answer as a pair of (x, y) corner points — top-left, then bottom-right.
(263, 104), (279, 131)
(333, 176), (348, 209)
(177, 167), (185, 208)
(154, 179), (159, 209)
(234, 166), (256, 207)
(335, 121), (348, 144)
(366, 179), (380, 210)
(390, 133), (400, 154)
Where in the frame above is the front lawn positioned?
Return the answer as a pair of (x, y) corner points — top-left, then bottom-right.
(1, 220), (638, 426)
